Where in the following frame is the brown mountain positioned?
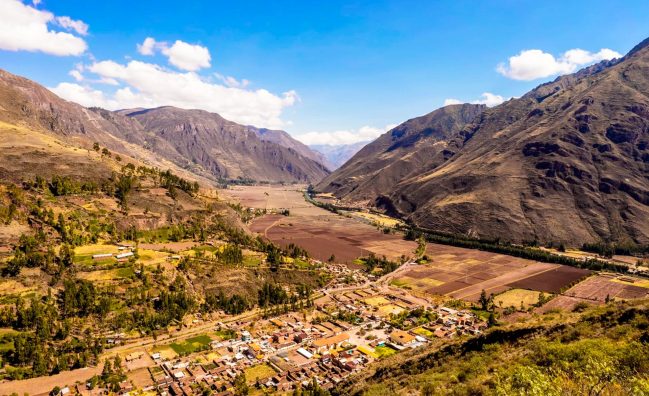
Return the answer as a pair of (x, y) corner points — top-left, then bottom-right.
(0, 68), (328, 184)
(319, 37), (649, 246)
(317, 103), (486, 203)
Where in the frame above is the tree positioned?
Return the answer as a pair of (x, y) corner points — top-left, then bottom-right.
(479, 289), (491, 311)
(234, 372), (249, 395)
(93, 142), (100, 152)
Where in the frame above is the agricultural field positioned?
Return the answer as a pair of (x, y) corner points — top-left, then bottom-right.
(393, 244), (591, 302)
(563, 274), (649, 302)
(241, 186), (416, 264)
(169, 334), (213, 355)
(244, 364), (277, 382)
(493, 289), (542, 309)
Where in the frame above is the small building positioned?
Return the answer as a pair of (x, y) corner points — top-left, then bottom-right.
(389, 330), (416, 346)
(116, 251), (134, 259)
(311, 333), (350, 353)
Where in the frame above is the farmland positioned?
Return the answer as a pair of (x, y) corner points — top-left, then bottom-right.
(391, 244), (591, 302)
(229, 185), (417, 264)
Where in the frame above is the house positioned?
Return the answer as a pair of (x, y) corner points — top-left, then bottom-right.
(297, 347), (314, 359)
(389, 330), (416, 346)
(311, 333), (350, 353)
(116, 251), (134, 259)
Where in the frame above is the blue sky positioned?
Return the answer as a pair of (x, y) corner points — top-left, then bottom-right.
(0, 0), (648, 145)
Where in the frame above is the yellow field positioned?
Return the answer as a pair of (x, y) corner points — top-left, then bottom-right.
(151, 345), (177, 360)
(245, 364), (277, 382)
(494, 289), (542, 309)
(377, 304), (405, 316)
(364, 296), (391, 306)
(612, 277), (649, 288)
(348, 211), (403, 227)
(137, 249), (170, 266)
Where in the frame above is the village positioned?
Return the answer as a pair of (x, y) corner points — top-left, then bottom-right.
(61, 261), (486, 396)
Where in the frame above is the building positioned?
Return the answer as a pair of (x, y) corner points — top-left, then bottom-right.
(389, 330), (416, 346)
(311, 333), (350, 353)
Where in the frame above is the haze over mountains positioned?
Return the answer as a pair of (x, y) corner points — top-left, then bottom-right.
(319, 37), (649, 246)
(0, 68), (329, 184)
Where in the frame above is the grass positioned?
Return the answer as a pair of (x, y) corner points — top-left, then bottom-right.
(73, 244), (120, 266)
(244, 364), (277, 383)
(612, 277), (649, 288)
(378, 304), (406, 316)
(364, 296), (391, 307)
(374, 345), (397, 359)
(169, 334), (213, 355)
(77, 266), (134, 282)
(412, 327), (435, 339)
(493, 289), (542, 309)
(243, 254), (262, 267)
(214, 329), (236, 340)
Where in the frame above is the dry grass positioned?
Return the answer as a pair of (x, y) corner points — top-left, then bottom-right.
(494, 289), (541, 309)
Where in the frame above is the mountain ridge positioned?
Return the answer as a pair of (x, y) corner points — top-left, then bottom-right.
(318, 37), (649, 245)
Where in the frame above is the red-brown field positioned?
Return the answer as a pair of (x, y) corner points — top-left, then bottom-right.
(562, 274), (649, 302)
(394, 244), (591, 302)
(506, 266), (591, 293)
(239, 186), (416, 265)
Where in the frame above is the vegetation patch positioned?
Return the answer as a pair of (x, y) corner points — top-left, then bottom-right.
(244, 364), (277, 383)
(169, 334), (213, 355)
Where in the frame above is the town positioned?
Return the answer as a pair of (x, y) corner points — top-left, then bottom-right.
(86, 266), (486, 396)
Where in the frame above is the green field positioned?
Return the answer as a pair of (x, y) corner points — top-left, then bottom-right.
(169, 334), (213, 355)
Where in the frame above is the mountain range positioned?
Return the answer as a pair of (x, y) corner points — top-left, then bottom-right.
(309, 141), (369, 170)
(319, 37), (649, 246)
(0, 68), (329, 185)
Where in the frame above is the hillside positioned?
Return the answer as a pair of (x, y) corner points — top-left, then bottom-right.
(319, 37), (649, 246)
(0, 68), (329, 184)
(335, 299), (649, 395)
(317, 103), (486, 203)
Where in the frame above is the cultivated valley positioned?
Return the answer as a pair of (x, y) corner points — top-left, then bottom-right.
(1, 2), (649, 396)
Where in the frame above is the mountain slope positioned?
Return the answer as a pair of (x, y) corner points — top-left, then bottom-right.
(0, 68), (329, 184)
(120, 107), (329, 183)
(319, 37), (649, 245)
(317, 103), (486, 203)
(256, 128), (331, 170)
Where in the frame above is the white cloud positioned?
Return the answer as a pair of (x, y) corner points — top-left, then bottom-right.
(296, 123), (398, 146)
(162, 40), (211, 71)
(137, 37), (159, 56)
(0, 0), (87, 56)
(443, 98), (462, 106)
(135, 37), (211, 71)
(69, 69), (83, 81)
(443, 92), (506, 108)
(55, 16), (88, 36)
(497, 48), (622, 81)
(215, 73), (250, 88)
(32, 0), (41, 5)
(50, 59), (297, 128)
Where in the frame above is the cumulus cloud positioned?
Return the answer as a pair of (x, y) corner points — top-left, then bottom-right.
(497, 48), (622, 81)
(295, 124), (398, 146)
(162, 40), (211, 71)
(50, 59), (297, 128)
(136, 37), (211, 71)
(443, 92), (506, 108)
(0, 0), (87, 56)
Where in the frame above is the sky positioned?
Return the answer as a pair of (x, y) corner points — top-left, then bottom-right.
(0, 0), (648, 145)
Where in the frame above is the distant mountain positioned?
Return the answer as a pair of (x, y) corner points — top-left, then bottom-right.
(256, 128), (330, 170)
(310, 141), (369, 170)
(318, 37), (649, 245)
(0, 68), (329, 184)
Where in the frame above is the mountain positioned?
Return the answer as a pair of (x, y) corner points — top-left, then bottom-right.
(0, 68), (329, 184)
(117, 107), (329, 183)
(318, 37), (649, 246)
(256, 128), (331, 170)
(310, 141), (369, 170)
(317, 103), (486, 202)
